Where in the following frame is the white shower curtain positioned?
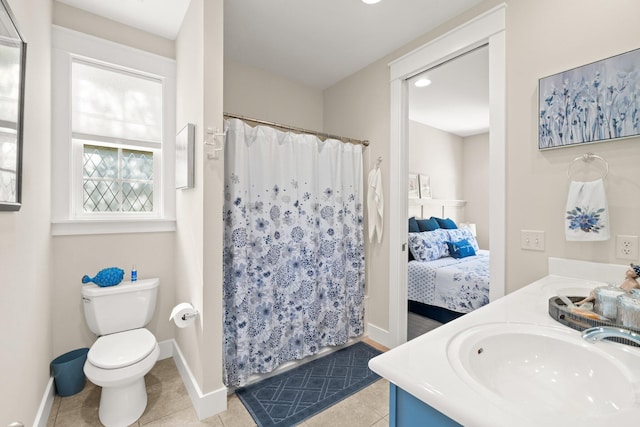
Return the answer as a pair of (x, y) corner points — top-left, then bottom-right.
(222, 118), (365, 387)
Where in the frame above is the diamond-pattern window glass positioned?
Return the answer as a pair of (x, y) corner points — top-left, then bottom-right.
(83, 145), (117, 179)
(122, 149), (153, 181)
(82, 144), (153, 213)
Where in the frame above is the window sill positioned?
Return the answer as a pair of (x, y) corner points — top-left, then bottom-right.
(51, 218), (176, 236)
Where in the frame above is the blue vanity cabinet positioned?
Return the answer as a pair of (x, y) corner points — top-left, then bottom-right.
(389, 384), (462, 427)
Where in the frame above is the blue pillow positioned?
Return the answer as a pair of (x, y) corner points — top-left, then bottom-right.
(446, 239), (476, 259)
(435, 217), (458, 229)
(408, 217), (420, 233)
(416, 217), (440, 232)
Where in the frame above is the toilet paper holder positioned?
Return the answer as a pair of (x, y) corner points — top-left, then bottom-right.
(181, 310), (199, 320)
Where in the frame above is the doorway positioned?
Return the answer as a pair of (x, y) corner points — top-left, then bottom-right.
(406, 45), (490, 339)
(386, 4), (506, 347)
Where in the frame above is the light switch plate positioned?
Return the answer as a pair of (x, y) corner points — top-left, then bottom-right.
(521, 230), (545, 251)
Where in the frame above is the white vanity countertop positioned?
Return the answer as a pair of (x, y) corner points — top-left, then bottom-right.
(368, 274), (640, 427)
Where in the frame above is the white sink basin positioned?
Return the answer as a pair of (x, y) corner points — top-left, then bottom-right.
(447, 322), (640, 419)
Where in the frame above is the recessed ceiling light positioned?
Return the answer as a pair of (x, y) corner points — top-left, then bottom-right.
(362, 0), (381, 4)
(414, 78), (432, 88)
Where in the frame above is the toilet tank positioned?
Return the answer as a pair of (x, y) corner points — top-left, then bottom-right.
(81, 277), (159, 336)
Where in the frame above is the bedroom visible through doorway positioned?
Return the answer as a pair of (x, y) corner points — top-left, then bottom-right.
(406, 45), (490, 338)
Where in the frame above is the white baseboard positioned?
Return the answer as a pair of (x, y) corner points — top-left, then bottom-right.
(169, 339), (228, 420)
(366, 323), (394, 349)
(34, 377), (55, 427)
(36, 339), (228, 424)
(158, 339), (174, 360)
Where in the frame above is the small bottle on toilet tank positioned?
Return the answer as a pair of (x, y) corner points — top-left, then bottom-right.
(131, 265), (137, 282)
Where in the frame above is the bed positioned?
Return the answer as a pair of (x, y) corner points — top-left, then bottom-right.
(407, 218), (490, 323)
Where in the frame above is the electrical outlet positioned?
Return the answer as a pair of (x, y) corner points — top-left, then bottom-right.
(616, 235), (639, 260)
(521, 230), (545, 251)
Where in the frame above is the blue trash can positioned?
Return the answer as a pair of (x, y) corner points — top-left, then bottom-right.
(51, 348), (89, 397)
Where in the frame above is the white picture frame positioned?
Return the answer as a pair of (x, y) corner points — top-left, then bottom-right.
(408, 173), (419, 199)
(176, 123), (195, 189)
(419, 174), (431, 199)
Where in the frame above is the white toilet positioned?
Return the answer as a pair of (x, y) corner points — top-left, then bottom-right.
(81, 278), (160, 427)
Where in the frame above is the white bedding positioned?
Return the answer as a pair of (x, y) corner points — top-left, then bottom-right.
(408, 250), (490, 313)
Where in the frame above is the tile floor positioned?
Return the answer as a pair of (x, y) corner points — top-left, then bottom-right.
(47, 340), (390, 427)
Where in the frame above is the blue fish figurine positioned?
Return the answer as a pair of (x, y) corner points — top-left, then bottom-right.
(82, 267), (124, 287)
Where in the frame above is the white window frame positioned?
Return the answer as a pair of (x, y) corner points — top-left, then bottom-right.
(52, 26), (176, 235)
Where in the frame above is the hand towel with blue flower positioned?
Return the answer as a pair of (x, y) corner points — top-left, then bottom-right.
(565, 178), (609, 241)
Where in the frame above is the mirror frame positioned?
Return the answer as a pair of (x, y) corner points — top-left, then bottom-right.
(0, 0), (25, 211)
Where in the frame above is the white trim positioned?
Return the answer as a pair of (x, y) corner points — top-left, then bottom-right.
(35, 339), (176, 426)
(170, 340), (228, 420)
(366, 323), (394, 350)
(51, 219), (176, 236)
(36, 339), (224, 424)
(157, 339), (174, 361)
(488, 29), (506, 303)
(34, 377), (55, 427)
(51, 25), (176, 233)
(548, 257), (626, 283)
(387, 3), (507, 348)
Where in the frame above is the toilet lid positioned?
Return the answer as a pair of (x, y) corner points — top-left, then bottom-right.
(88, 328), (156, 369)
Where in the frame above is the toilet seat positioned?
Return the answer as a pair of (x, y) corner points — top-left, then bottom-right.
(88, 328), (156, 369)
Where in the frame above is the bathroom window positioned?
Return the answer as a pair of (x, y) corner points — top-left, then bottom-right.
(52, 27), (176, 235)
(72, 59), (161, 216)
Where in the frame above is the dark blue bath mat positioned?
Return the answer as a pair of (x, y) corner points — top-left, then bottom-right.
(235, 341), (382, 427)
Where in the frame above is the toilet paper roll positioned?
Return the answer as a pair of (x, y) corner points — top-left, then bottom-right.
(170, 302), (198, 328)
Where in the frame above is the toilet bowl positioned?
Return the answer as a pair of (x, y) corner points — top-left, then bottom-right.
(81, 278), (160, 427)
(84, 328), (159, 427)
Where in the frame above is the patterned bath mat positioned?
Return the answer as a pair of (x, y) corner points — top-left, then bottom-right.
(235, 341), (382, 427)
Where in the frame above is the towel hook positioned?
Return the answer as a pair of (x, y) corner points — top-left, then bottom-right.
(375, 156), (382, 169)
(204, 127), (225, 159)
(566, 152), (609, 180)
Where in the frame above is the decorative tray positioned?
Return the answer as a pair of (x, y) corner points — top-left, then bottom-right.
(548, 296), (640, 347)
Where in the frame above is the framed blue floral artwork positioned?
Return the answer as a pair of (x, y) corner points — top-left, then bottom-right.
(539, 47), (640, 150)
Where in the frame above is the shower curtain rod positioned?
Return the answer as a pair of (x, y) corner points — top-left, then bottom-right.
(224, 113), (370, 147)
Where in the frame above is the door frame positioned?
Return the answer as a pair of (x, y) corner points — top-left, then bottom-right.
(387, 4), (507, 347)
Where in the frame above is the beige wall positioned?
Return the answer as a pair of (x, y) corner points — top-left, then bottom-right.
(52, 1), (174, 58)
(505, 0), (640, 290)
(224, 58), (324, 130)
(409, 120), (464, 200)
(49, 4), (177, 362)
(324, 0), (640, 333)
(201, 0), (225, 394)
(175, 0), (206, 389)
(0, 0), (52, 425)
(463, 132), (490, 249)
(408, 122), (489, 246)
(51, 234), (176, 355)
(175, 0), (225, 395)
(323, 1), (500, 331)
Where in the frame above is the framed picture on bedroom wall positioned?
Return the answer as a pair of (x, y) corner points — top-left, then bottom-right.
(419, 174), (431, 199)
(408, 173), (419, 199)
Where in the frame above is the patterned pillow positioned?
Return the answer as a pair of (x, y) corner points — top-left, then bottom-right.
(445, 227), (479, 252)
(408, 229), (450, 262)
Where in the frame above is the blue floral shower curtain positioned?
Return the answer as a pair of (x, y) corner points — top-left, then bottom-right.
(223, 118), (365, 387)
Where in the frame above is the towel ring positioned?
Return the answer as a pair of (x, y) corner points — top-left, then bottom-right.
(566, 153), (609, 180)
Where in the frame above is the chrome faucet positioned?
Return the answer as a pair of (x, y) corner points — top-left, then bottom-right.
(582, 326), (640, 346)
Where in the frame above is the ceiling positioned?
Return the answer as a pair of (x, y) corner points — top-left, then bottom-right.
(409, 46), (489, 137)
(56, 0), (191, 40)
(55, 0), (489, 136)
